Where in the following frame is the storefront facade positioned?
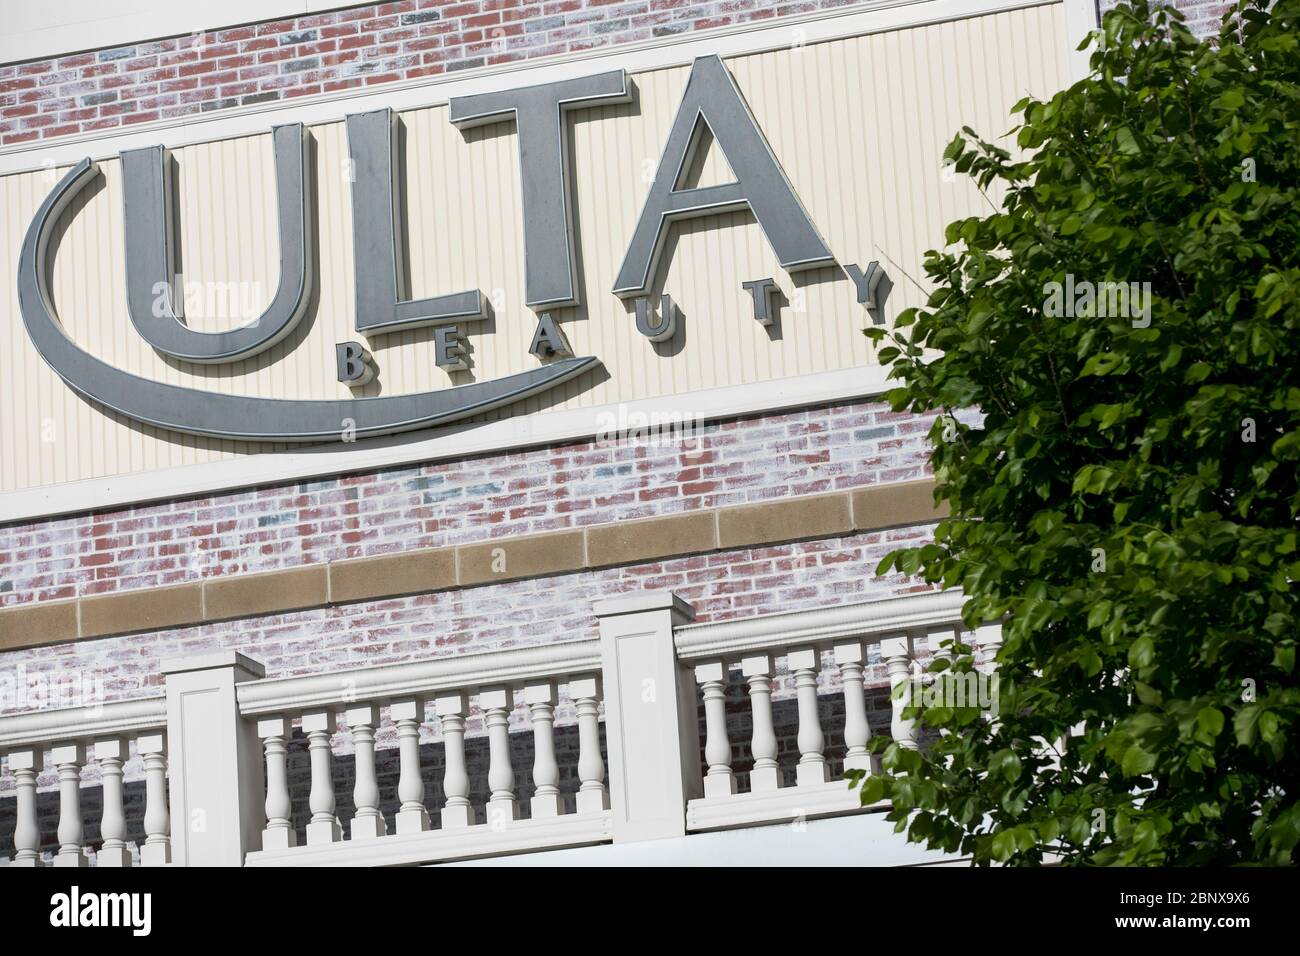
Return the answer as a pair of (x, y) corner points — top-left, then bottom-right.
(0, 0), (1161, 866)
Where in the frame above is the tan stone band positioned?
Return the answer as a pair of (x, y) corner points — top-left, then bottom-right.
(0, 480), (946, 651)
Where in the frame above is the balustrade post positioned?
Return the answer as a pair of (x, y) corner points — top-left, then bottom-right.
(346, 704), (387, 840)
(257, 716), (296, 850)
(525, 680), (561, 818)
(302, 710), (342, 845)
(480, 686), (519, 827)
(570, 674), (609, 813)
(162, 652), (266, 865)
(137, 732), (170, 866)
(694, 661), (735, 798)
(8, 747), (44, 866)
(834, 640), (874, 775)
(434, 691), (476, 828)
(788, 646), (829, 785)
(880, 633), (918, 751)
(593, 591), (698, 842)
(51, 741), (87, 867)
(94, 736), (131, 867)
(740, 654), (780, 792)
(391, 698), (430, 834)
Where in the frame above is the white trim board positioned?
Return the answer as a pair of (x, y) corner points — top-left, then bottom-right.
(0, 366), (894, 524)
(0, 0), (1067, 175)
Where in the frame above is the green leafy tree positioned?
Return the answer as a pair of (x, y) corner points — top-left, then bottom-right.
(853, 0), (1299, 865)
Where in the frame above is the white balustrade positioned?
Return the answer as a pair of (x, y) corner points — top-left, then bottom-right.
(671, 591), (972, 832)
(346, 704), (387, 840)
(2, 591), (977, 867)
(391, 698), (430, 834)
(302, 710), (342, 845)
(51, 741), (87, 867)
(525, 680), (561, 818)
(257, 716), (296, 850)
(228, 644), (613, 864)
(695, 661), (735, 798)
(8, 747), (44, 866)
(94, 736), (131, 867)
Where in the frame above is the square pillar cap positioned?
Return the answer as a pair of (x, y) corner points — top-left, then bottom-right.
(161, 650), (265, 680)
(593, 591), (696, 623)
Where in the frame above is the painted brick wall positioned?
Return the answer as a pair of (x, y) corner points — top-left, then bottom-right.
(0, 0), (863, 147)
(2, 519), (938, 714)
(1097, 0), (1236, 34)
(0, 399), (935, 607)
(0, 0), (1237, 150)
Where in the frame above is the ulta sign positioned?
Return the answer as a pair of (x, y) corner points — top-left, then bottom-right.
(17, 55), (884, 444)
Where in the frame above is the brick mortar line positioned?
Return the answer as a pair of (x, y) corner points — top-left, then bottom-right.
(0, 479), (945, 650)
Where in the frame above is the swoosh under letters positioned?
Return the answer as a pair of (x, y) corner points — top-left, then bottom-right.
(17, 159), (599, 443)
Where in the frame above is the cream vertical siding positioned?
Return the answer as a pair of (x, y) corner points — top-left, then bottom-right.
(0, 3), (1067, 493)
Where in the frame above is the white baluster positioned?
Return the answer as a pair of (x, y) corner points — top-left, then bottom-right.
(8, 748), (44, 866)
(391, 698), (429, 834)
(137, 732), (170, 866)
(788, 646), (829, 785)
(880, 633), (918, 750)
(927, 625), (960, 737)
(977, 623), (1004, 726)
(301, 710), (341, 845)
(94, 737), (131, 867)
(50, 741), (87, 867)
(694, 661), (736, 798)
(525, 680), (561, 818)
(977, 623), (1004, 673)
(570, 675), (609, 812)
(257, 716), (296, 850)
(434, 691), (476, 828)
(834, 640), (873, 775)
(741, 654), (780, 792)
(480, 686), (518, 827)
(346, 704), (387, 840)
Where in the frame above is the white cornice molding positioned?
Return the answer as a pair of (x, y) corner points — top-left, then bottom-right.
(0, 365), (893, 525)
(0, 0), (1060, 175)
(234, 638), (602, 717)
(673, 588), (968, 660)
(0, 696), (166, 752)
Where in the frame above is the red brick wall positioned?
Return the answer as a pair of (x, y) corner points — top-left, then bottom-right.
(1097, 0), (1237, 37)
(0, 0), (862, 147)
